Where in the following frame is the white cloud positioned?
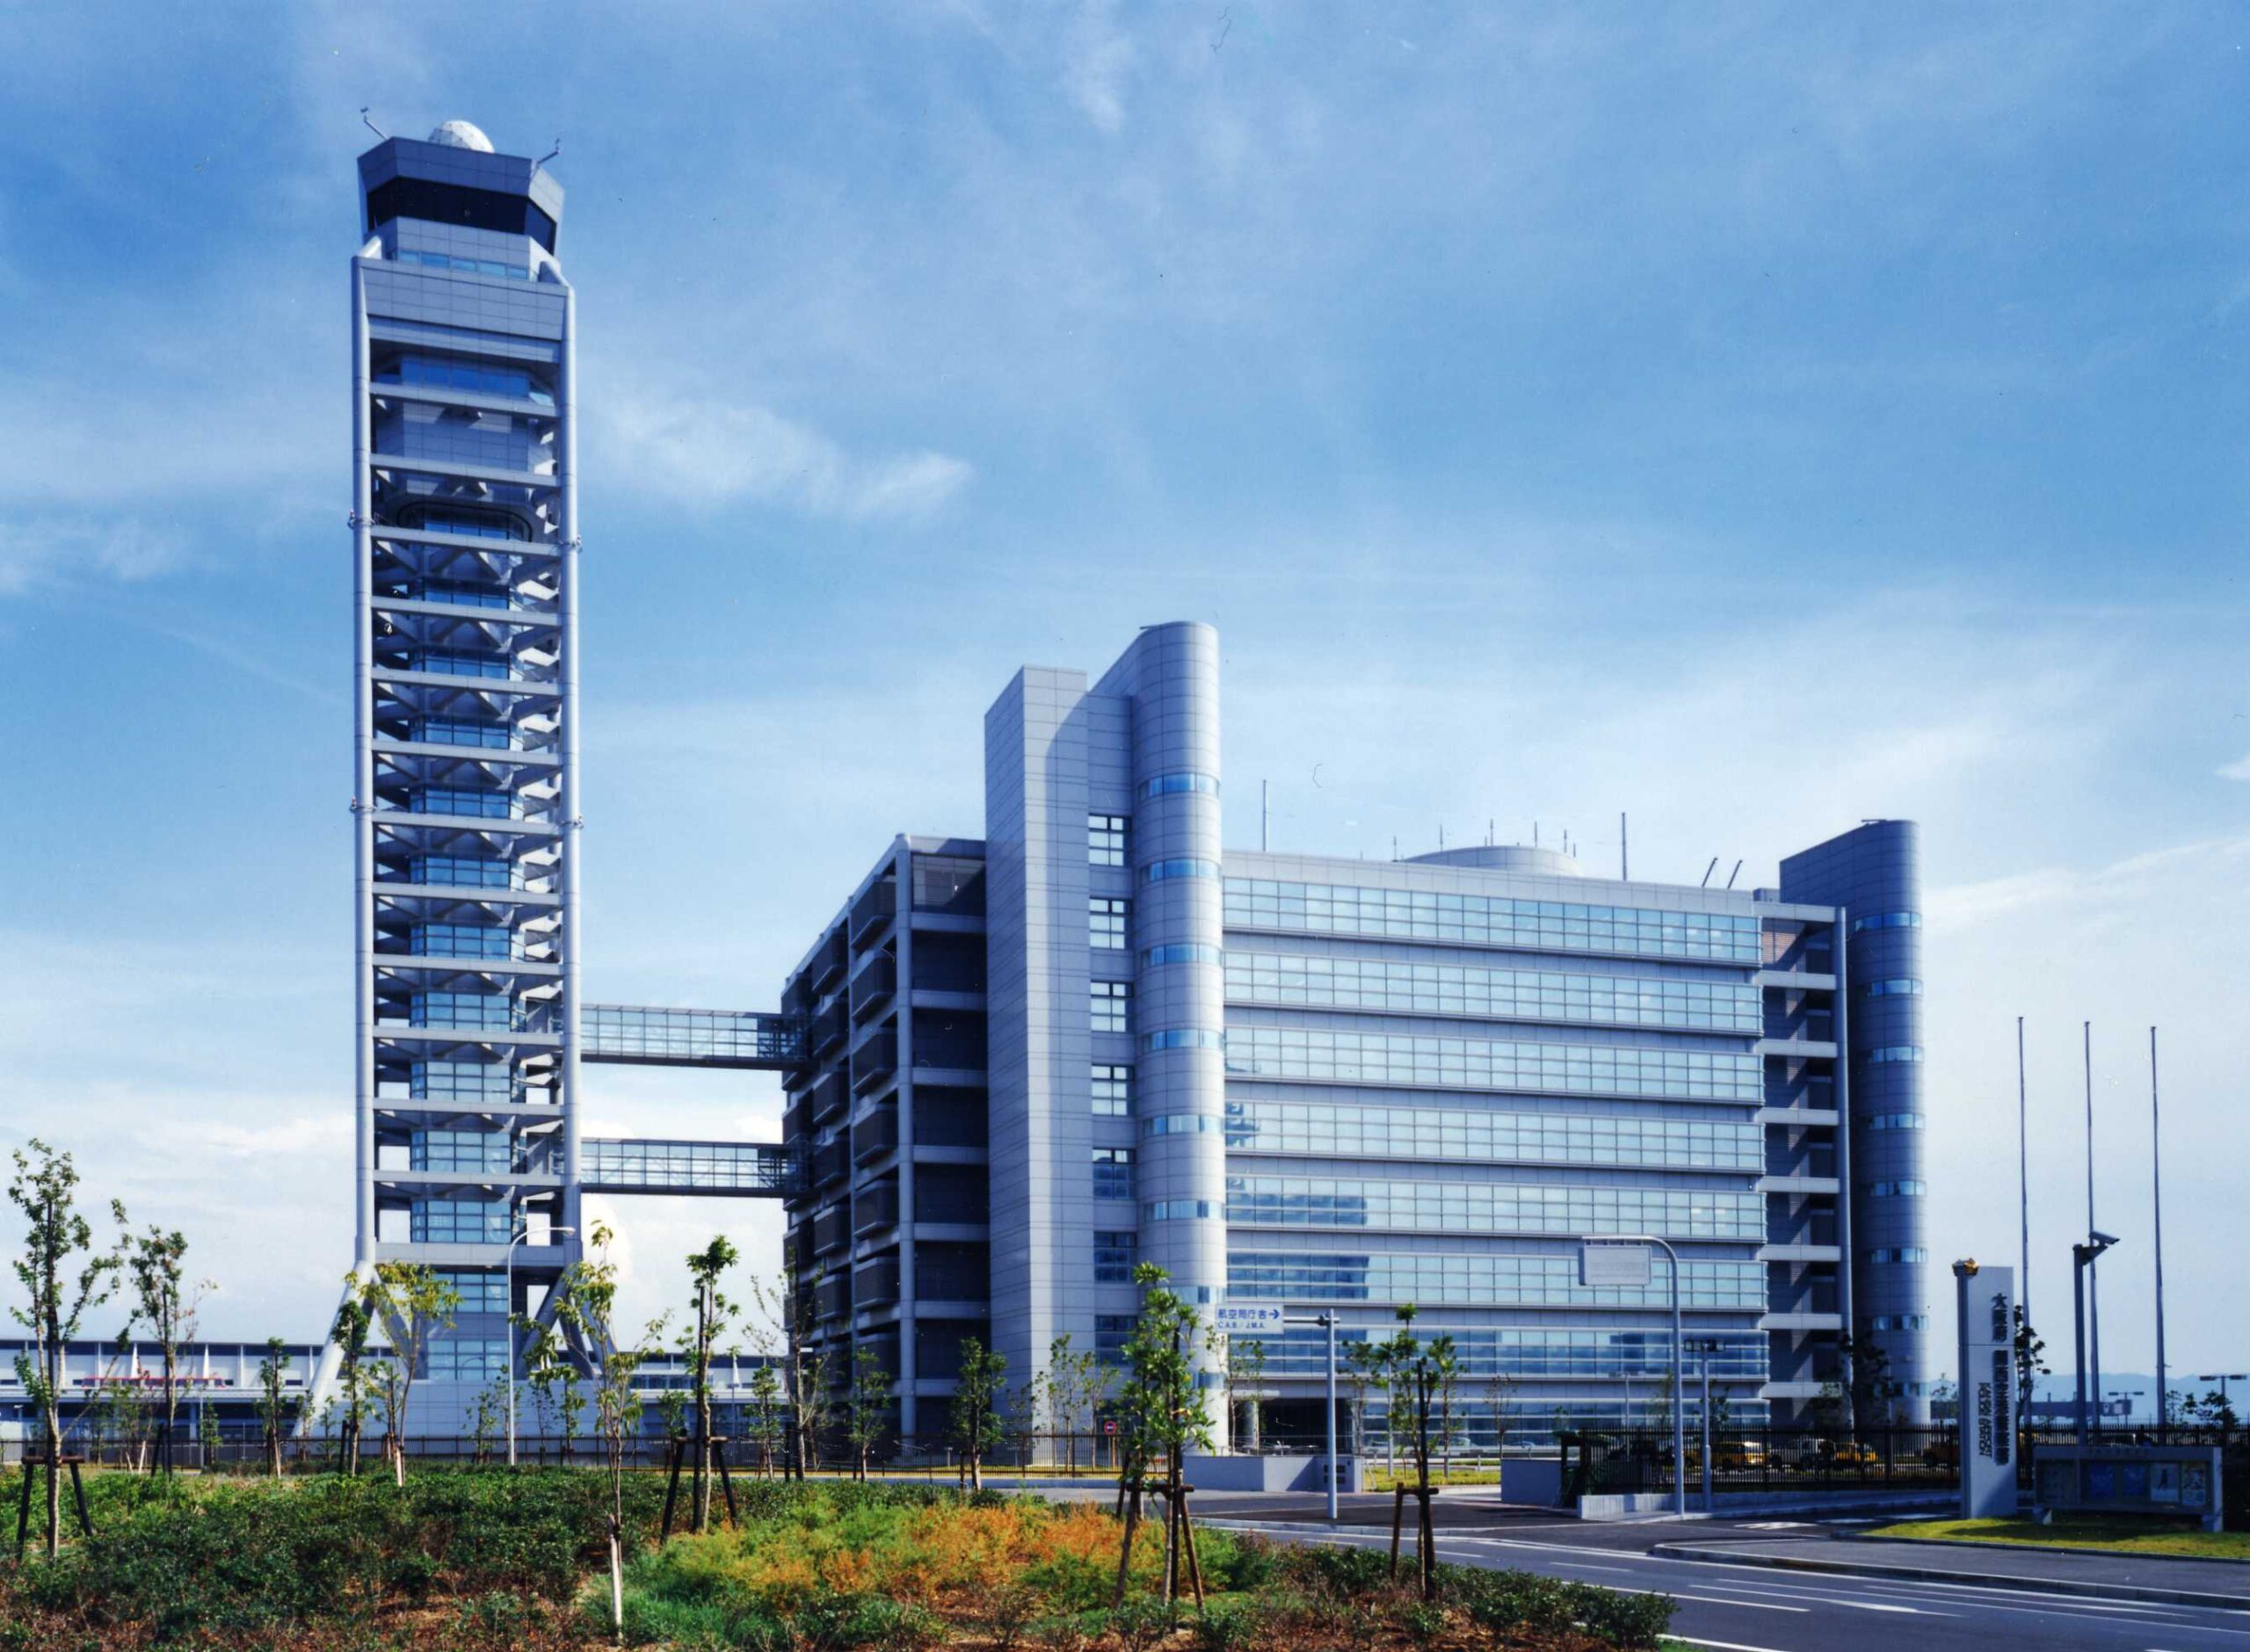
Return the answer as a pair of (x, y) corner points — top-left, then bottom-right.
(602, 394), (971, 523)
(0, 518), (185, 596)
(1063, 2), (1136, 134)
(2218, 753), (2250, 782)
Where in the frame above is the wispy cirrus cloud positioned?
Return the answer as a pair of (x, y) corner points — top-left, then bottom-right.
(0, 518), (186, 597)
(602, 393), (972, 523)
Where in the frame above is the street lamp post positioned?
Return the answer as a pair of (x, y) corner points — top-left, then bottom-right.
(1580, 1235), (1686, 1518)
(1685, 1336), (1724, 1512)
(507, 1222), (574, 1468)
(2072, 1232), (2118, 1447)
(2194, 1373), (2249, 1431)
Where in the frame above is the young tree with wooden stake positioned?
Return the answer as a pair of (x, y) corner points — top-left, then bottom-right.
(747, 1363), (784, 1476)
(844, 1342), (889, 1480)
(254, 1337), (294, 1478)
(121, 1221), (209, 1478)
(1380, 1306), (1455, 1601)
(328, 1290), (374, 1475)
(950, 1337), (1007, 1490)
(683, 1235), (738, 1532)
(361, 1261), (461, 1484)
(8, 1141), (124, 1559)
(556, 1222), (664, 1643)
(1112, 1263), (1214, 1612)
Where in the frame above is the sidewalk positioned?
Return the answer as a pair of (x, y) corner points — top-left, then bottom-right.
(1648, 1532), (2250, 1611)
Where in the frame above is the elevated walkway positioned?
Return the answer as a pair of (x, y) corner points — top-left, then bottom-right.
(582, 1003), (805, 1069)
(581, 1136), (800, 1198)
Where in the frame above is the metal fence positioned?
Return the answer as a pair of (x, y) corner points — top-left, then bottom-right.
(11, 1423), (2242, 1516)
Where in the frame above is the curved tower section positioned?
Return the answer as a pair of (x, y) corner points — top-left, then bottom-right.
(336, 126), (580, 1411)
(1114, 624), (1230, 1417)
(1781, 820), (1929, 1422)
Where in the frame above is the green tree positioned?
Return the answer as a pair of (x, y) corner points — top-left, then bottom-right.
(8, 1141), (126, 1557)
(1380, 1305), (1456, 1598)
(122, 1221), (210, 1476)
(2014, 1306), (2048, 1453)
(361, 1261), (461, 1483)
(369, 1356), (407, 1482)
(1836, 1330), (1899, 1432)
(683, 1235), (739, 1531)
(1005, 1366), (1047, 1471)
(557, 1223), (664, 1640)
(1343, 1337), (1385, 1460)
(1112, 1263), (1215, 1609)
(254, 1337), (294, 1477)
(845, 1343), (891, 1480)
(950, 1337), (1008, 1490)
(747, 1361), (786, 1476)
(328, 1291), (374, 1476)
(196, 1396), (222, 1467)
(1220, 1332), (1268, 1453)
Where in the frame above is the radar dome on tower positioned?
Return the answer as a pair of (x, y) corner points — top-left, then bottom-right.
(427, 120), (495, 153)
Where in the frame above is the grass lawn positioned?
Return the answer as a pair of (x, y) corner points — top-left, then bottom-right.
(1867, 1516), (2250, 1560)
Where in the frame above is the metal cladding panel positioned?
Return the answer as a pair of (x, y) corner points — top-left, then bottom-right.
(1780, 819), (1929, 1417)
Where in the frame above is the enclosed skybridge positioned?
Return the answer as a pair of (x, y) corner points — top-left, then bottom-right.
(581, 1137), (802, 1198)
(580, 1005), (809, 1196)
(582, 1003), (807, 1069)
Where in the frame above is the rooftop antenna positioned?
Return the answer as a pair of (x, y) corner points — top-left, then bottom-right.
(1533, 821), (1539, 846)
(1391, 835), (1399, 861)
(1439, 823), (1446, 849)
(1700, 857), (1718, 888)
(360, 107), (386, 141)
(1487, 819), (1495, 846)
(1724, 859), (1743, 889)
(1260, 779), (1270, 853)
(1621, 812), (1629, 880)
(536, 138), (563, 169)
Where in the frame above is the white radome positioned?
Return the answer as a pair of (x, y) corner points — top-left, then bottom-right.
(428, 120), (495, 153)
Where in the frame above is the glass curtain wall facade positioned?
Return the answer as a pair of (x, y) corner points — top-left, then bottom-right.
(328, 124), (582, 1407)
(780, 624), (1898, 1449)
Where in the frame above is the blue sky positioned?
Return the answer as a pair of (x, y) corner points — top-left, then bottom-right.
(3, 4), (2245, 1379)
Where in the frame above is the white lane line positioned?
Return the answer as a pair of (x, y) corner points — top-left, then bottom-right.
(1671, 1638), (1800, 1652)
(1675, 1595), (1811, 1614)
(1840, 1598), (1939, 1614)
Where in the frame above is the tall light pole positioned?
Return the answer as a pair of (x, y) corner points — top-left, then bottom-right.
(2016, 1018), (2029, 1330)
(2083, 1023), (2101, 1440)
(507, 1222), (574, 1467)
(2150, 1026), (2168, 1443)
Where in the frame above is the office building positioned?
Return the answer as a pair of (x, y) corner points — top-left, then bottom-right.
(781, 624), (1930, 1446)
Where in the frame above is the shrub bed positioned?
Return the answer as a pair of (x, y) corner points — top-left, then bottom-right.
(0, 1469), (1674, 1650)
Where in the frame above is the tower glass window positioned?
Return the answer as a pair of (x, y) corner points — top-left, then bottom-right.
(1091, 980), (1132, 1033)
(1089, 815), (1128, 866)
(1092, 1148), (1135, 1200)
(1092, 1063), (1134, 1117)
(1090, 897), (1129, 949)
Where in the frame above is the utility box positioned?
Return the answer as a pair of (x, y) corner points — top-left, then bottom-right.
(2034, 1445), (2224, 1532)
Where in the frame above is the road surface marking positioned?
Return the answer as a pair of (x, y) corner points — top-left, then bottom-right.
(1671, 1638), (1798, 1652)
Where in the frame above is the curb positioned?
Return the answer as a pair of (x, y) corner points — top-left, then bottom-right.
(1647, 1542), (2250, 1612)
(1849, 1531), (2250, 1569)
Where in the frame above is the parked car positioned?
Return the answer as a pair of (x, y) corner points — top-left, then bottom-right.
(1786, 1437), (1876, 1469)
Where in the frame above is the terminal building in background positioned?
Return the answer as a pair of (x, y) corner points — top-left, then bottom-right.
(780, 623), (1930, 1446)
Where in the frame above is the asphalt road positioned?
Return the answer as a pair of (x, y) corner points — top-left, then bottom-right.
(1194, 1504), (2250, 1652)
